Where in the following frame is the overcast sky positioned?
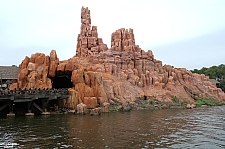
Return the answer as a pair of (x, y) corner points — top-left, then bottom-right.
(0, 0), (225, 70)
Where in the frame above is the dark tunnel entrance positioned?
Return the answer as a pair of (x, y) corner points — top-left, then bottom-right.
(52, 75), (73, 89)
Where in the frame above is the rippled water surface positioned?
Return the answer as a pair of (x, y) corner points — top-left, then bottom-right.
(0, 106), (225, 148)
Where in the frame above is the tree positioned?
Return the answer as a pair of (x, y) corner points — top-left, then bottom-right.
(190, 64), (225, 91)
(219, 79), (225, 91)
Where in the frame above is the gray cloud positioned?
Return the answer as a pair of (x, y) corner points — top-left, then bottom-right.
(150, 28), (225, 70)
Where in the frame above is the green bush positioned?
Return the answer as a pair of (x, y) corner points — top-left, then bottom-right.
(142, 104), (147, 108)
(172, 96), (179, 103)
(110, 106), (119, 111)
(181, 101), (188, 106)
(149, 100), (154, 105)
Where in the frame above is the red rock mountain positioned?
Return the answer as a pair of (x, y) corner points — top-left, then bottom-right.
(10, 7), (225, 108)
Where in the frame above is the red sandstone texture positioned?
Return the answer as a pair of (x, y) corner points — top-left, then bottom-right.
(10, 6), (225, 108)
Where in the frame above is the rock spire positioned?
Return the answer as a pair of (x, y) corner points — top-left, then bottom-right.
(76, 6), (107, 57)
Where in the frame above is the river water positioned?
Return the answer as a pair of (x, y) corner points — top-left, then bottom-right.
(0, 106), (225, 148)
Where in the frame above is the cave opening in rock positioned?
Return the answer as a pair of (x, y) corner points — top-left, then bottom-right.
(52, 75), (73, 89)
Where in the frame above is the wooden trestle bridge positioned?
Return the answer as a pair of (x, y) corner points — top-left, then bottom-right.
(0, 88), (69, 116)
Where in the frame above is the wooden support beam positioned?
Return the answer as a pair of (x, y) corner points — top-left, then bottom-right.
(41, 98), (49, 111)
(9, 100), (14, 114)
(33, 102), (43, 113)
(0, 101), (10, 112)
(27, 101), (33, 113)
(14, 98), (33, 102)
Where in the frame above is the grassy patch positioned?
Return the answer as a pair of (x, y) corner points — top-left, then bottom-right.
(172, 96), (179, 103)
(160, 104), (167, 109)
(142, 104), (147, 108)
(181, 101), (188, 107)
(196, 98), (222, 107)
(110, 106), (119, 112)
(149, 100), (155, 105)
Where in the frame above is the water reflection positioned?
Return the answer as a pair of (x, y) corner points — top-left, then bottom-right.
(0, 106), (225, 148)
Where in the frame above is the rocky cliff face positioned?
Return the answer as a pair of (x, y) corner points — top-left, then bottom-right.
(10, 6), (225, 108)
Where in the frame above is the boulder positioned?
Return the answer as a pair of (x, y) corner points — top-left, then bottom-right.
(102, 102), (110, 112)
(90, 108), (101, 115)
(76, 103), (87, 114)
(83, 97), (97, 108)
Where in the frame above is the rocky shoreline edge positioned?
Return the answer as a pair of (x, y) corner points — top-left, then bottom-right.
(51, 97), (225, 116)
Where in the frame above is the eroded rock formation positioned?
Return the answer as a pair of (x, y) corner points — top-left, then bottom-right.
(76, 6), (108, 57)
(10, 6), (225, 108)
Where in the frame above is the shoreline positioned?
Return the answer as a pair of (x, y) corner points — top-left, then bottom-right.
(50, 99), (225, 115)
(1, 98), (224, 117)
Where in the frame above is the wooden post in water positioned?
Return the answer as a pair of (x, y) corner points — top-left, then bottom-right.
(7, 101), (15, 117)
(25, 101), (34, 116)
(41, 98), (50, 115)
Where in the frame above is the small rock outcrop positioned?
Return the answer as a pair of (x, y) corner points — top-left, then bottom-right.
(10, 6), (225, 109)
